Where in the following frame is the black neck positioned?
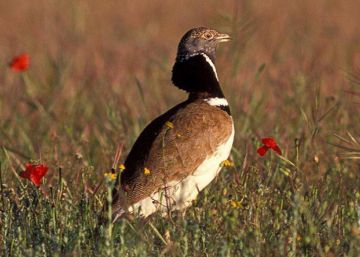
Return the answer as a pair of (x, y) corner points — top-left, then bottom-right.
(171, 54), (225, 98)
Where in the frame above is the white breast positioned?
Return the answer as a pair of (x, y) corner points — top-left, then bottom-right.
(127, 121), (235, 218)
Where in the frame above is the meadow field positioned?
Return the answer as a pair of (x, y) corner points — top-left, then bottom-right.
(1, 0), (360, 256)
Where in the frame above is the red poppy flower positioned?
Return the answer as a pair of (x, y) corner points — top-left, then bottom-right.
(257, 137), (282, 156)
(9, 53), (30, 72)
(20, 163), (48, 187)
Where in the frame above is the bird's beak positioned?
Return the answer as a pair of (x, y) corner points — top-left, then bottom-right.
(216, 33), (232, 43)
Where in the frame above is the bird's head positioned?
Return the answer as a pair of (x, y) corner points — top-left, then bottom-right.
(176, 27), (231, 62)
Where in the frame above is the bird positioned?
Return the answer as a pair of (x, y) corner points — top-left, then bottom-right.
(111, 27), (234, 222)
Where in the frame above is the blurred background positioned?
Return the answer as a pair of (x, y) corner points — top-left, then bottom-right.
(0, 0), (359, 183)
(2, 1), (360, 255)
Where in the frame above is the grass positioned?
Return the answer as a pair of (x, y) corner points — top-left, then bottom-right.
(1, 0), (360, 256)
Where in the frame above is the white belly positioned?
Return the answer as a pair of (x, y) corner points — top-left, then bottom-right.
(127, 122), (235, 217)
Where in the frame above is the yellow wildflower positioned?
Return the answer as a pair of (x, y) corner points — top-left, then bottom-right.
(165, 121), (174, 129)
(104, 172), (117, 181)
(229, 199), (242, 209)
(119, 164), (125, 171)
(221, 159), (234, 167)
(144, 167), (151, 175)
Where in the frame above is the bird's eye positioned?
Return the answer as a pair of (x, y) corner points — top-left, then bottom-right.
(203, 32), (213, 40)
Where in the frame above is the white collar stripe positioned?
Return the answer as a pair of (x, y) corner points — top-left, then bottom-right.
(205, 97), (228, 107)
(200, 53), (219, 81)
